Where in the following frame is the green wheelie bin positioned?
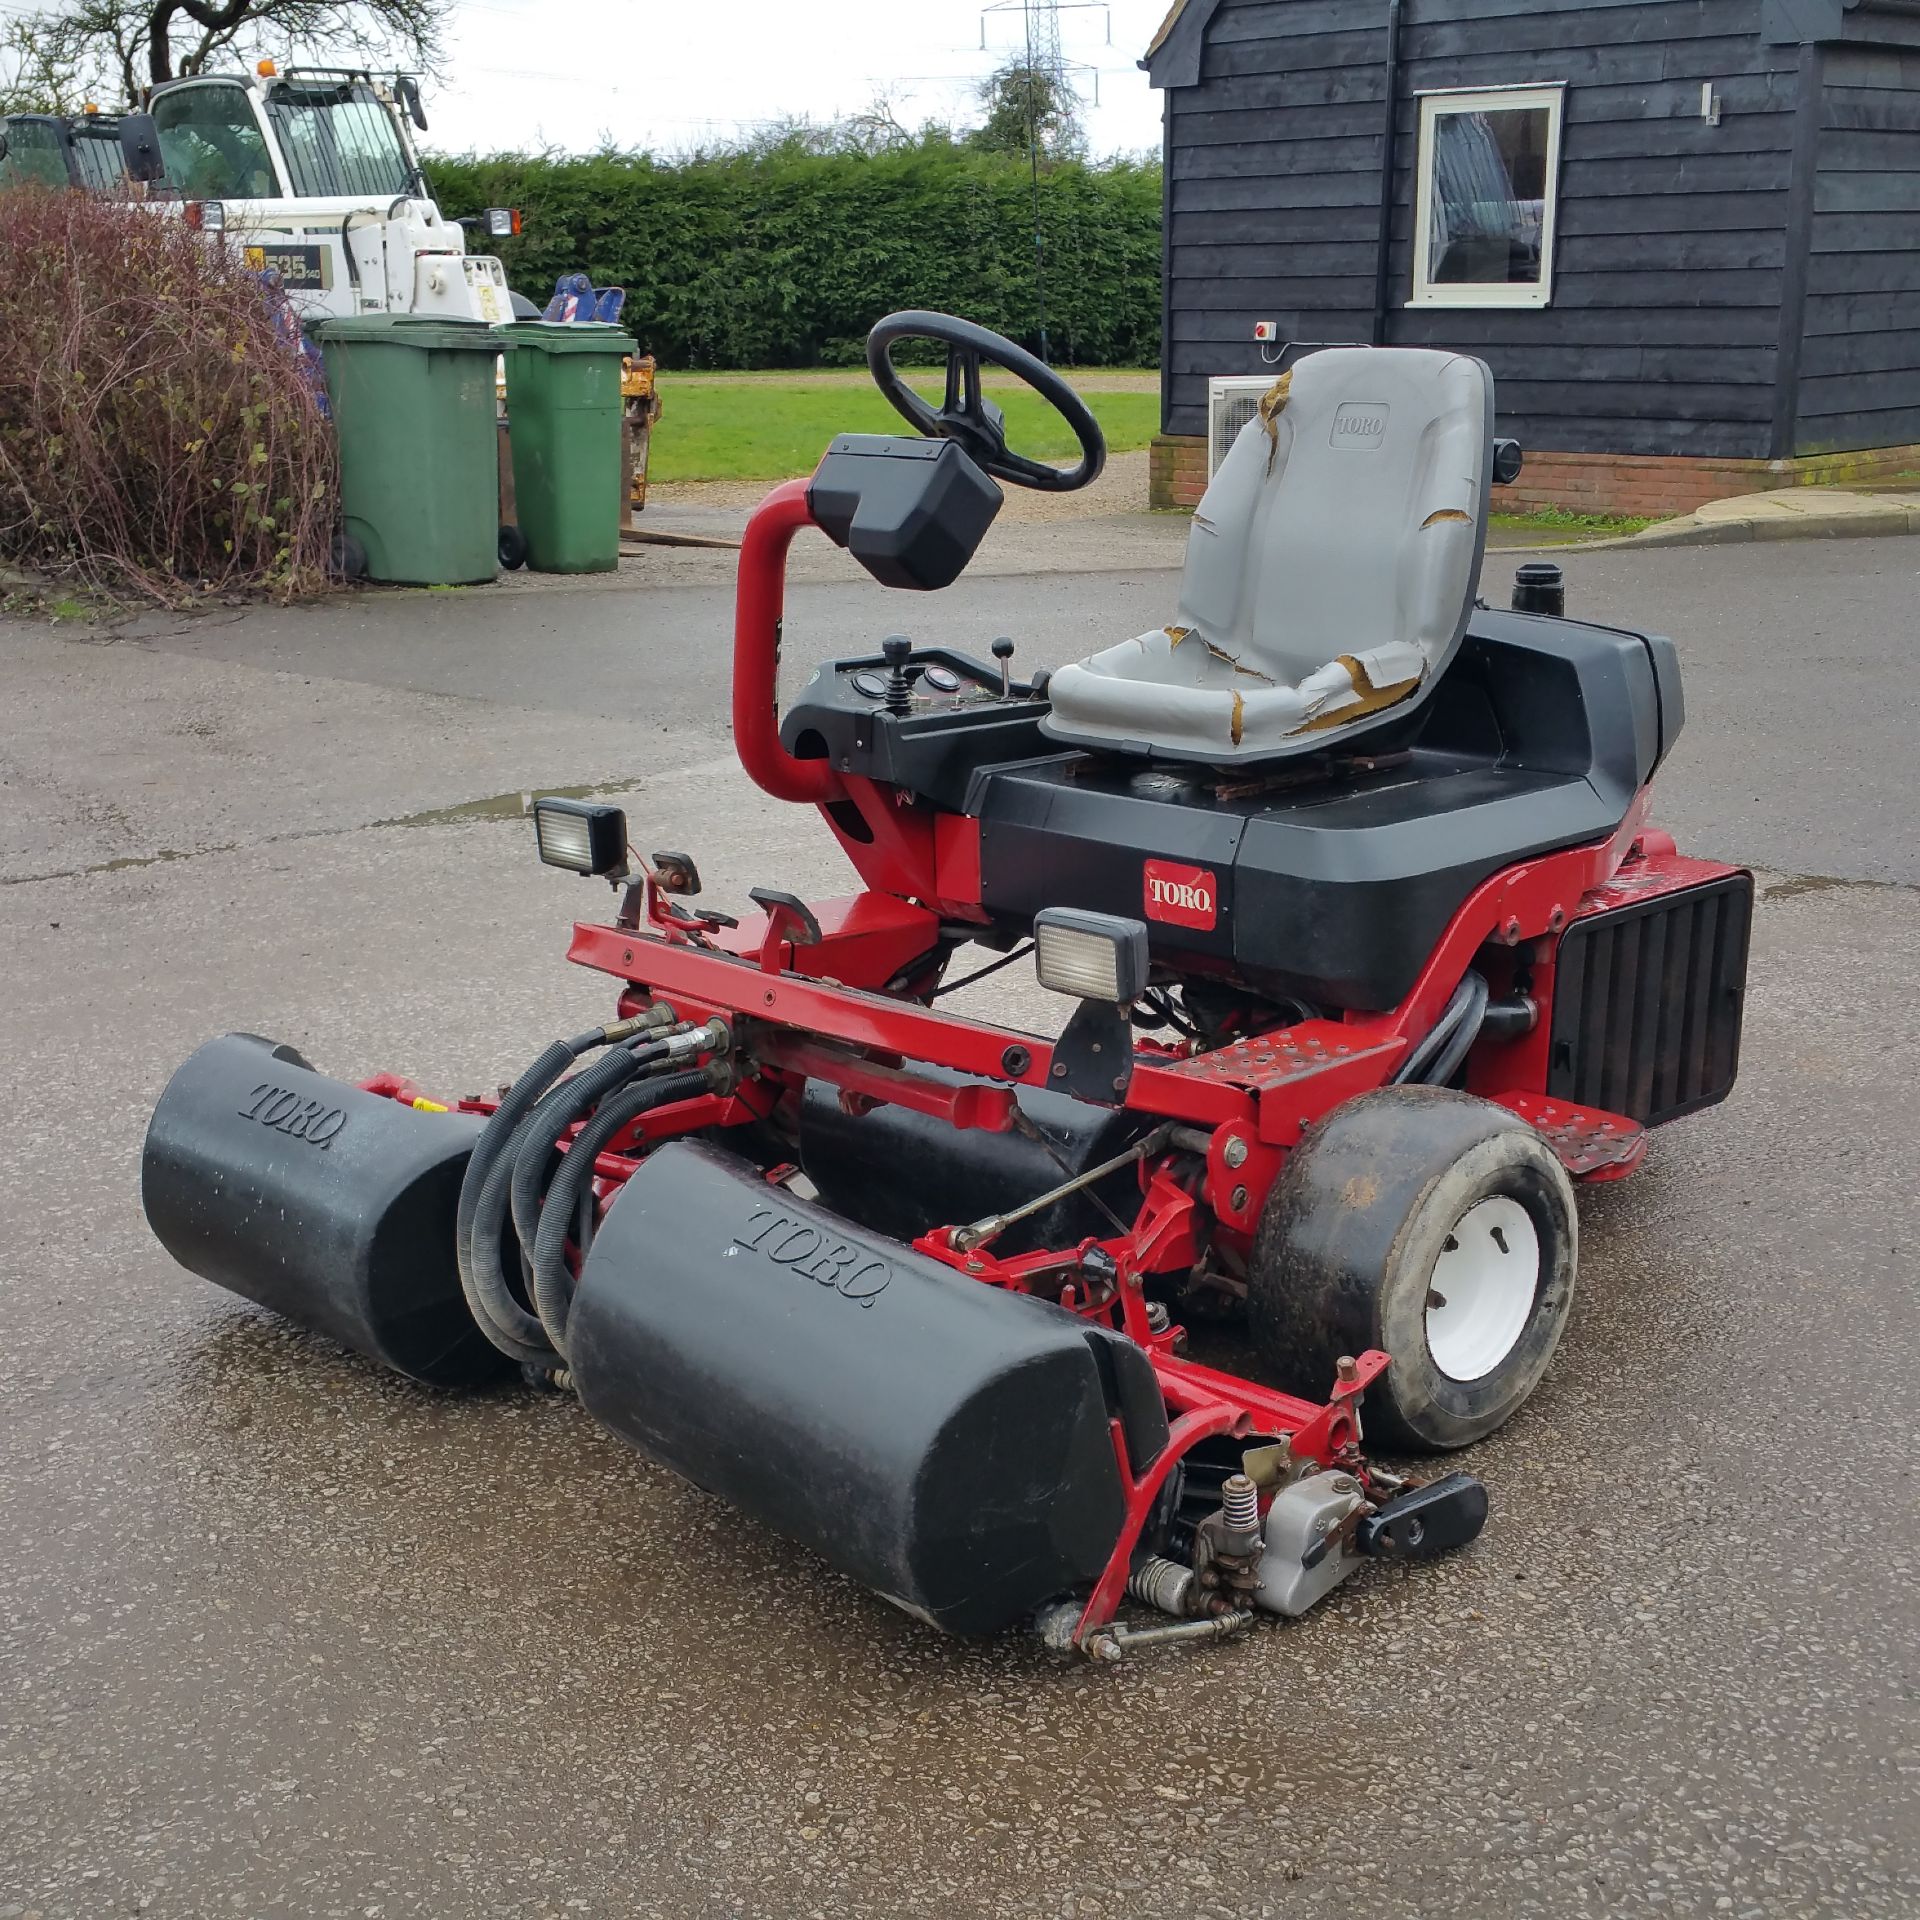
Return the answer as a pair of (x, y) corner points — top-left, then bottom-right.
(316, 315), (503, 585)
(499, 323), (638, 573)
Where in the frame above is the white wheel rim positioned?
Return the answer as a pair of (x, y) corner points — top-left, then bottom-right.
(1425, 1195), (1540, 1383)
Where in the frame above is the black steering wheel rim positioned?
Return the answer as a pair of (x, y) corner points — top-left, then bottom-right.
(866, 310), (1107, 494)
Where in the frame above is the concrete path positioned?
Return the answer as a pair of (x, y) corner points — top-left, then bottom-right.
(1625, 486), (1920, 548)
(1, 537), (1917, 1918)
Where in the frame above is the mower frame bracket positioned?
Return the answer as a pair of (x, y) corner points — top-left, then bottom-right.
(567, 921), (1256, 1130)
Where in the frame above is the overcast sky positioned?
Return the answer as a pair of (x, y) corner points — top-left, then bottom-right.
(417, 0), (1170, 159)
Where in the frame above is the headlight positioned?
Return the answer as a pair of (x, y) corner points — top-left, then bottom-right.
(484, 206), (522, 238)
(1033, 908), (1150, 1005)
(532, 797), (627, 877)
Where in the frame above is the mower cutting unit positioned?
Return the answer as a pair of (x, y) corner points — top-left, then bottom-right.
(145, 314), (1751, 1658)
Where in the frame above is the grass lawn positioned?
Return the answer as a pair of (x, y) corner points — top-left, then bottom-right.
(1490, 507), (1660, 540)
(649, 375), (1160, 485)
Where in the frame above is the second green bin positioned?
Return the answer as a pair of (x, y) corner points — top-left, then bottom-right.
(500, 323), (638, 573)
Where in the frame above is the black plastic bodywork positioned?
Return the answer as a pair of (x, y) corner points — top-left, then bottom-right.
(569, 1139), (1167, 1635)
(799, 1071), (1146, 1252)
(141, 1033), (509, 1386)
(808, 435), (1004, 591)
(784, 611), (1685, 1011)
(1548, 870), (1752, 1125)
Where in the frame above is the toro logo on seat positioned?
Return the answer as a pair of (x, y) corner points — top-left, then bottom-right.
(1143, 859), (1218, 931)
(731, 1205), (891, 1307)
(1332, 402), (1389, 448)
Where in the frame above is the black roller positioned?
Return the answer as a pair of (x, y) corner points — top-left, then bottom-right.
(798, 1071), (1143, 1253)
(569, 1140), (1166, 1635)
(142, 1033), (510, 1387)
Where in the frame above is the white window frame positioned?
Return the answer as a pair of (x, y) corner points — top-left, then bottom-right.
(1409, 82), (1566, 311)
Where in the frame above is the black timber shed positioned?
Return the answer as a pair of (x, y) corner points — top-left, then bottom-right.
(1145, 0), (1920, 493)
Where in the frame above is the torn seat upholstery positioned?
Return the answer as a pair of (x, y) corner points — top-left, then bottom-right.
(1041, 348), (1495, 765)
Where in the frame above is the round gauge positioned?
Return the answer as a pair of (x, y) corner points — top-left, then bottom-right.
(850, 671), (888, 700)
(923, 666), (962, 693)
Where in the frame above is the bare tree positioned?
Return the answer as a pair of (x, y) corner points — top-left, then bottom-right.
(0, 17), (91, 112)
(840, 94), (917, 156)
(2, 0), (449, 107)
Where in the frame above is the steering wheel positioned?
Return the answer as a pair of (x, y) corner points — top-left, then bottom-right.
(867, 310), (1106, 494)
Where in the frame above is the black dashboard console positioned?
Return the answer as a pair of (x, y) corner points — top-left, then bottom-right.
(781, 646), (1048, 812)
(808, 435), (1004, 591)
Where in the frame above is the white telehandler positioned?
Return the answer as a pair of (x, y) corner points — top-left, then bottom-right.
(1, 62), (526, 324)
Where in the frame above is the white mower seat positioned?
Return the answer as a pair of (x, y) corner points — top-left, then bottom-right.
(1042, 348), (1495, 764)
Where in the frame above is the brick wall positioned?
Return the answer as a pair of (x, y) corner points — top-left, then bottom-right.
(1147, 434), (1920, 518)
(1149, 434), (1211, 511)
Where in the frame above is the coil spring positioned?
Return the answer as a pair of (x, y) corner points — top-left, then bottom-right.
(1221, 1472), (1260, 1535)
(1127, 1555), (1196, 1617)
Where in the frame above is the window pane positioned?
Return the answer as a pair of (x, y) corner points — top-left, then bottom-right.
(1427, 106), (1551, 287)
(1, 118), (72, 188)
(153, 84), (277, 199)
(266, 84), (412, 199)
(71, 129), (128, 192)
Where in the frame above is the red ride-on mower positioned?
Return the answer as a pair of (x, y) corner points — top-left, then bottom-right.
(145, 314), (1751, 1658)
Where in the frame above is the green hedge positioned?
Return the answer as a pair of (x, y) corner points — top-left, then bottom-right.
(425, 140), (1161, 370)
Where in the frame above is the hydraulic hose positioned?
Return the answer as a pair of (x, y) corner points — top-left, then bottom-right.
(467, 1044), (668, 1362)
(454, 1015), (667, 1366)
(530, 1067), (712, 1357)
(1392, 970), (1490, 1088)
(1420, 971), (1490, 1089)
(507, 1039), (670, 1259)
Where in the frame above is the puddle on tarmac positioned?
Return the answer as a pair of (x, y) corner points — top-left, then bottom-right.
(371, 777), (639, 830)
(4, 778), (644, 885)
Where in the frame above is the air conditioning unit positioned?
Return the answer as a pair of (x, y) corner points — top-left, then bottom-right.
(1207, 375), (1275, 477)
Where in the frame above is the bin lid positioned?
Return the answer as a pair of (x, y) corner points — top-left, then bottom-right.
(315, 314), (504, 352)
(498, 321), (640, 356)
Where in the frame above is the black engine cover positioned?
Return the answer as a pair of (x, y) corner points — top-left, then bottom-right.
(569, 1140), (1166, 1635)
(976, 612), (1683, 1010)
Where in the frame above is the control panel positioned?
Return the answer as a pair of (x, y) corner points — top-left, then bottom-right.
(779, 641), (1059, 812)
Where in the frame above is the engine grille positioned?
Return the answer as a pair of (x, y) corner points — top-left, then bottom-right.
(1547, 872), (1752, 1128)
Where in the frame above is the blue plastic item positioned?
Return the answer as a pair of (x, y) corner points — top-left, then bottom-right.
(542, 271), (596, 322)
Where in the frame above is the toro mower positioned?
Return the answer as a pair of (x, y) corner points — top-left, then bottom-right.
(144, 315), (1751, 1658)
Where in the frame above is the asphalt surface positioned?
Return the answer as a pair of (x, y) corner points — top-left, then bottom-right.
(2, 534), (1917, 1918)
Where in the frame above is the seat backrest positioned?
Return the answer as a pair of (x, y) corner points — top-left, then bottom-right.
(1180, 347), (1493, 697)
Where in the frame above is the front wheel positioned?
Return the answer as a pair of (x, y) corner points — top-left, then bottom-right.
(1247, 1086), (1578, 1452)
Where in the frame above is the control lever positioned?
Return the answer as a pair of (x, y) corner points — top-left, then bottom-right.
(992, 636), (1014, 697)
(881, 637), (921, 716)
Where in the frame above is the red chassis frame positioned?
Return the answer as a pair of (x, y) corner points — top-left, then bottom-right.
(372, 481), (1741, 1641)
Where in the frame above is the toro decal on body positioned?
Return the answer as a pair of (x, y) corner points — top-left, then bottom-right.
(1143, 859), (1219, 932)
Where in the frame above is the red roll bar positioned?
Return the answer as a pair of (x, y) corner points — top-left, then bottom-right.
(731, 478), (843, 805)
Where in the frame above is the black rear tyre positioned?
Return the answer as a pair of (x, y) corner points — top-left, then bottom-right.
(1248, 1086), (1578, 1453)
(498, 523), (529, 570)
